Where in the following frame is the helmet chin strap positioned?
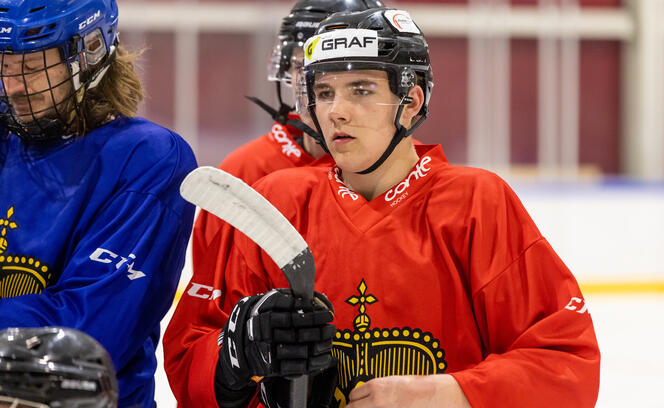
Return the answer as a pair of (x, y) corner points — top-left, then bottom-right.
(356, 96), (428, 175)
(245, 82), (320, 139)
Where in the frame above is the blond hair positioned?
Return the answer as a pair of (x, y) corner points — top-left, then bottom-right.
(77, 44), (144, 133)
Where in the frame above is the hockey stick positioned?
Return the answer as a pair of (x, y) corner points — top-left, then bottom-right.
(180, 166), (313, 408)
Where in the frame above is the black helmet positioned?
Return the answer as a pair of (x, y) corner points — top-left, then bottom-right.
(303, 7), (433, 174)
(0, 327), (118, 408)
(249, 0), (385, 134)
(268, 0), (385, 84)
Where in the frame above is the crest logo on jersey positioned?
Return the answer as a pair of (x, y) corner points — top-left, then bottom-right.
(269, 123), (302, 158)
(0, 206), (53, 298)
(331, 279), (447, 407)
(0, 207), (18, 255)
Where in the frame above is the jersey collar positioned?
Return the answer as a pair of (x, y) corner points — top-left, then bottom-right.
(267, 115), (314, 165)
(327, 144), (448, 232)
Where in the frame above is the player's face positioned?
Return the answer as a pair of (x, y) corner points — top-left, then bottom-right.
(312, 70), (400, 172)
(0, 48), (73, 123)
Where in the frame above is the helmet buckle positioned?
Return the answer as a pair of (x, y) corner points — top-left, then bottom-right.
(400, 68), (415, 89)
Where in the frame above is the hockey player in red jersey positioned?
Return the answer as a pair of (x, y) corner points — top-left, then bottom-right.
(163, 1), (385, 406)
(191, 0), (385, 255)
(167, 7), (601, 408)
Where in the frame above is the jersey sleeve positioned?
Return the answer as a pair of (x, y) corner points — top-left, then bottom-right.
(0, 188), (195, 371)
(163, 224), (234, 408)
(164, 179), (286, 407)
(451, 239), (600, 407)
(164, 226), (272, 407)
(448, 173), (600, 407)
(0, 129), (196, 397)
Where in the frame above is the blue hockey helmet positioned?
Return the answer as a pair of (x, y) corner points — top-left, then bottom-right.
(0, 0), (120, 143)
(0, 0), (118, 56)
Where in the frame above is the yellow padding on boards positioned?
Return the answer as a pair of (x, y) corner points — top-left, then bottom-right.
(170, 281), (664, 307)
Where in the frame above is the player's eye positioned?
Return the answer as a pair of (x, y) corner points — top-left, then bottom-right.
(353, 88), (372, 96)
(20, 61), (43, 73)
(316, 90), (334, 101)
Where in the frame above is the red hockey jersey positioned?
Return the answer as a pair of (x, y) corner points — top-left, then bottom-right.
(192, 117), (320, 255)
(166, 144), (600, 407)
(165, 117), (331, 406)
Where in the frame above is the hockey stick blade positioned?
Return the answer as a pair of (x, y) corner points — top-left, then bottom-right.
(181, 167), (313, 408)
(180, 166), (315, 302)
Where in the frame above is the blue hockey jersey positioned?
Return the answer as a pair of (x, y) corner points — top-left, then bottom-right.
(0, 117), (196, 407)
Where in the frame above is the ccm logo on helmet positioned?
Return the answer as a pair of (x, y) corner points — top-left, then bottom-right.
(385, 156), (432, 202)
(79, 10), (101, 31)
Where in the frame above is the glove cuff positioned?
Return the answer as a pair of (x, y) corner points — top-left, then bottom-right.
(217, 296), (261, 390)
(214, 363), (258, 408)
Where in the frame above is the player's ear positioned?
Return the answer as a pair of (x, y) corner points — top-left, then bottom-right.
(399, 85), (425, 129)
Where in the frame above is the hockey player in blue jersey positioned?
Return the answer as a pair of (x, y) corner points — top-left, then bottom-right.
(0, 0), (196, 407)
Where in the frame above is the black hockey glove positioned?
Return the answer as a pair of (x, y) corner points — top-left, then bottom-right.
(259, 364), (338, 408)
(215, 289), (336, 405)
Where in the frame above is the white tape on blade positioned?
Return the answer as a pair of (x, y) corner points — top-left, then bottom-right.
(180, 167), (308, 268)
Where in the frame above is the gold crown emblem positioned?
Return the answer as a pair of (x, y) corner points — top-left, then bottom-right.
(331, 279), (447, 407)
(0, 206), (52, 298)
(0, 206), (18, 255)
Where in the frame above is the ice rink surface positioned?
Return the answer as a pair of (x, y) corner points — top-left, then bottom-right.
(153, 291), (664, 407)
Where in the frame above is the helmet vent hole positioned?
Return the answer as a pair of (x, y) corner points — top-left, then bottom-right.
(24, 34), (50, 42)
(25, 27), (43, 37)
(325, 24), (349, 31)
(29, 6), (46, 13)
(0, 8), (8, 12)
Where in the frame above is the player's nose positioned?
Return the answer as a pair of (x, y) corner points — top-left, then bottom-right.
(2, 74), (27, 97)
(327, 97), (351, 125)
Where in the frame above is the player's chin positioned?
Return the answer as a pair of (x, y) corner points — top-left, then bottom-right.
(333, 154), (373, 174)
